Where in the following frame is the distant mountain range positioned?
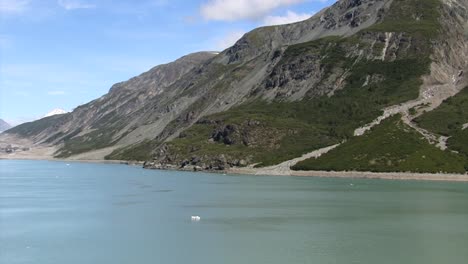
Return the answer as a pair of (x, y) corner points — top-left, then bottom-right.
(0, 119), (12, 133)
(3, 0), (468, 174)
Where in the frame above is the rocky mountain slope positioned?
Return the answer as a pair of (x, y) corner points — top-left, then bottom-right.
(0, 119), (12, 133)
(3, 0), (468, 173)
(5, 51), (217, 156)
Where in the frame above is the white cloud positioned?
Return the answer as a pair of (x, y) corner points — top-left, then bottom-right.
(57, 0), (95, 10)
(215, 30), (246, 50)
(48, 90), (66, 95)
(263, 10), (313, 26)
(201, 0), (306, 21)
(0, 0), (29, 14)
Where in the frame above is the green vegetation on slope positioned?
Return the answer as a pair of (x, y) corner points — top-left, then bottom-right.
(448, 130), (468, 157)
(107, 0), (442, 167)
(170, 53), (430, 166)
(162, 0), (439, 166)
(55, 129), (118, 158)
(414, 87), (468, 156)
(414, 87), (468, 135)
(106, 140), (160, 161)
(167, 105), (337, 166)
(163, 53), (429, 167)
(368, 0), (441, 38)
(55, 113), (130, 158)
(6, 114), (71, 137)
(292, 116), (468, 173)
(447, 129), (468, 156)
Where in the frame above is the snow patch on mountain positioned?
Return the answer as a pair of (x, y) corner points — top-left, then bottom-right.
(44, 109), (68, 118)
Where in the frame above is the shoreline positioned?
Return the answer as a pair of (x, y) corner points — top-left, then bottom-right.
(228, 167), (468, 182)
(2, 156), (468, 183)
(0, 156), (142, 165)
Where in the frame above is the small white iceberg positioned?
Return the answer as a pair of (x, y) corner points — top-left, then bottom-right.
(191, 216), (201, 221)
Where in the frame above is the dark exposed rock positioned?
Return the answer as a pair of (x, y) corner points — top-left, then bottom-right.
(347, 0), (362, 8)
(191, 156), (201, 165)
(223, 136), (234, 145)
(211, 124), (237, 144)
(185, 111), (196, 122)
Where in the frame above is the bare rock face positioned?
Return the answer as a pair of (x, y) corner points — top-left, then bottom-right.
(219, 0), (392, 64)
(420, 0), (468, 111)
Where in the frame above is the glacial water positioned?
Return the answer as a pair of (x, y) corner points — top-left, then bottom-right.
(1, 160), (468, 264)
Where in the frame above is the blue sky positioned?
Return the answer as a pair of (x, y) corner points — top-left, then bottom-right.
(0, 0), (335, 125)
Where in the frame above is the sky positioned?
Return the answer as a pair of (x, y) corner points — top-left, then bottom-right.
(0, 0), (336, 125)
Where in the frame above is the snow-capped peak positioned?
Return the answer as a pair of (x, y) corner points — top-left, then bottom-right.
(44, 108), (68, 118)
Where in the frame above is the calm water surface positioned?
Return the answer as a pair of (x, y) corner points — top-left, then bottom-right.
(1, 160), (468, 264)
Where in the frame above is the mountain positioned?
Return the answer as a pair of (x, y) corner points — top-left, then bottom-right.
(4, 0), (468, 174)
(4, 51), (218, 154)
(44, 109), (68, 118)
(0, 119), (12, 133)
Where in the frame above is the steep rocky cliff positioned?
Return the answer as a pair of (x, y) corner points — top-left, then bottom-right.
(4, 0), (468, 173)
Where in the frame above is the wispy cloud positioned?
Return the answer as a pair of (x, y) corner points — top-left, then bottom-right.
(262, 10), (313, 26)
(200, 0), (306, 21)
(206, 10), (314, 51)
(57, 0), (95, 10)
(0, 0), (29, 14)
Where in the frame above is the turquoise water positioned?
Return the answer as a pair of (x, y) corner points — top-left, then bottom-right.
(1, 160), (468, 264)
